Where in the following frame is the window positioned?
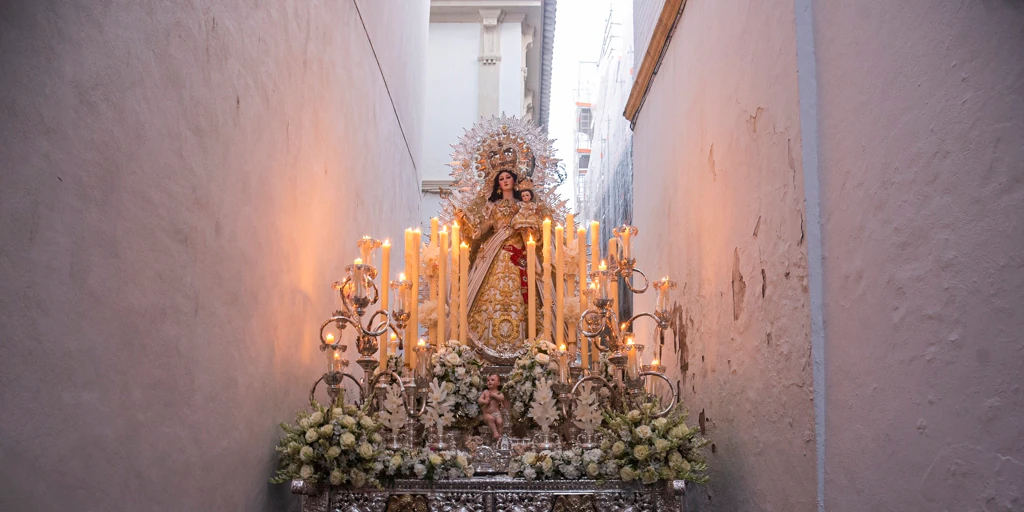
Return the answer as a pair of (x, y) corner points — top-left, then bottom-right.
(578, 154), (590, 169)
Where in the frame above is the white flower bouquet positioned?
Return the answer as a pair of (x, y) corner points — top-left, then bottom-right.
(503, 338), (560, 423)
(271, 391), (385, 488)
(599, 403), (709, 484)
(429, 340), (483, 424)
(507, 446), (605, 481)
(378, 448), (476, 481)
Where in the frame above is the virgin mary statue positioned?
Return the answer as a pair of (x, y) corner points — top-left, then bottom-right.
(443, 116), (567, 365)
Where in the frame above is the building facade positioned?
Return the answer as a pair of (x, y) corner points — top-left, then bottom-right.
(421, 0), (557, 226)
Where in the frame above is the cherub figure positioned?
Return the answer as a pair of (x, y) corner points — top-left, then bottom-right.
(478, 374), (508, 439)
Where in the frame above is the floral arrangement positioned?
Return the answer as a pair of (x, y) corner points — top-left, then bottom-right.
(600, 403), (709, 485)
(423, 378), (456, 440)
(376, 353), (407, 380)
(429, 340), (483, 423)
(529, 377), (560, 432)
(377, 382), (408, 439)
(507, 447), (605, 481)
(573, 381), (603, 435)
(270, 393), (384, 487)
(379, 448), (476, 481)
(503, 338), (560, 421)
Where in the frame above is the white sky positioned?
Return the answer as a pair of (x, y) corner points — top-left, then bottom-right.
(548, 0), (614, 212)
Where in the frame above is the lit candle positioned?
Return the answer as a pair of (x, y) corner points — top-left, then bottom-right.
(578, 226), (590, 368)
(657, 277), (670, 312)
(416, 338), (427, 378)
(404, 229), (414, 368)
(608, 238), (619, 316)
(353, 258), (365, 300)
(329, 346), (344, 374)
(380, 240), (391, 367)
(590, 220), (600, 273)
(527, 234), (537, 341)
(557, 343), (568, 384)
(542, 218), (552, 339)
(621, 226), (632, 260)
(438, 226), (448, 343)
(360, 235), (372, 262)
(411, 228), (421, 369)
(450, 223), (461, 339)
(459, 242), (469, 345)
(554, 224), (564, 350)
(625, 335), (637, 379)
(597, 260), (609, 301)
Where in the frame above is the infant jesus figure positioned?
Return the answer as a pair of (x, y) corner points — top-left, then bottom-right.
(478, 374), (508, 439)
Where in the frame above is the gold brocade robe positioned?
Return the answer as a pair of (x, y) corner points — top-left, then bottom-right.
(464, 199), (544, 362)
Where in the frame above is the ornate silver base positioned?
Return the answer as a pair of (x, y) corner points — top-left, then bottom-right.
(292, 476), (689, 512)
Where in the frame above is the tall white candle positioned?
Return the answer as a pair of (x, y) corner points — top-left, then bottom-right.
(609, 238), (619, 316)
(554, 224), (564, 350)
(380, 239), (391, 367)
(542, 218), (552, 340)
(577, 227), (588, 367)
(438, 227), (448, 343)
(411, 228), (421, 369)
(459, 242), (469, 345)
(450, 223), (461, 340)
(527, 234), (537, 341)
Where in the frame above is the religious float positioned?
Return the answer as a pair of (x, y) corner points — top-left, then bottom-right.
(273, 116), (709, 512)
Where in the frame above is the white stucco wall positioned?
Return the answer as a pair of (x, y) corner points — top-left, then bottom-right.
(812, 1), (1024, 510)
(630, 0), (816, 509)
(425, 22), (481, 186)
(0, 0), (424, 510)
(499, 21), (524, 117)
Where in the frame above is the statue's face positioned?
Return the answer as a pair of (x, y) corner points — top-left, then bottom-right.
(520, 190), (533, 202)
(487, 374), (500, 390)
(497, 171), (515, 192)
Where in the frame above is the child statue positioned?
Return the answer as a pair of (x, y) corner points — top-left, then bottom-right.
(478, 374), (508, 439)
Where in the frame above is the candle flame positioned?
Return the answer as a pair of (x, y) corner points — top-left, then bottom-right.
(390, 333), (397, 340)
(399, 272), (406, 281)
(354, 258), (363, 265)
(333, 351), (341, 360)
(325, 333), (335, 343)
(652, 359), (659, 366)
(528, 234), (535, 243)
(559, 344), (566, 351)
(383, 239), (391, 246)
(461, 242), (469, 249)
(599, 260), (607, 271)
(440, 225), (448, 233)
(362, 235), (371, 239)
(417, 338), (426, 346)
(414, 227), (421, 233)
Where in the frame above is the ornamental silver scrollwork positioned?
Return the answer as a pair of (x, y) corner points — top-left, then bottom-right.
(493, 492), (553, 512)
(428, 491), (486, 512)
(329, 491), (387, 512)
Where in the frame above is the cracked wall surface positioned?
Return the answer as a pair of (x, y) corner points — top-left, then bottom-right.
(815, 1), (1024, 510)
(630, 0), (816, 509)
(0, 0), (426, 510)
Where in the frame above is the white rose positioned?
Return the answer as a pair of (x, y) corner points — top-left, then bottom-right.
(359, 416), (375, 430)
(326, 446), (342, 459)
(445, 352), (461, 365)
(299, 465), (314, 479)
(298, 417), (311, 430)
(329, 469), (344, 486)
(414, 463), (427, 478)
(309, 411), (324, 425)
(304, 429), (319, 443)
(357, 442), (374, 459)
(340, 432), (356, 448)
(319, 424), (334, 437)
(299, 445), (314, 462)
(535, 353), (551, 365)
(341, 415), (357, 429)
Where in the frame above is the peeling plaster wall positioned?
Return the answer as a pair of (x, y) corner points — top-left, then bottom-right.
(814, 1), (1024, 510)
(0, 0), (424, 510)
(630, 0), (816, 509)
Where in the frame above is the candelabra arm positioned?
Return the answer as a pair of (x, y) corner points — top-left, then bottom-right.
(577, 309), (610, 339)
(320, 315), (360, 340)
(308, 375), (326, 407)
(637, 371), (677, 418)
(624, 267), (650, 294)
(368, 371), (405, 394)
(339, 372), (365, 404)
(363, 310), (392, 337)
(623, 312), (664, 332)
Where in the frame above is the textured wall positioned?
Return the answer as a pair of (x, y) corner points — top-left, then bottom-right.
(0, 0), (424, 510)
(630, 0), (816, 509)
(814, 1), (1024, 510)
